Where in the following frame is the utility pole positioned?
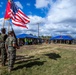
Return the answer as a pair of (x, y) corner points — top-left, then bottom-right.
(37, 23), (39, 37)
(36, 22), (41, 37)
(31, 22), (43, 37)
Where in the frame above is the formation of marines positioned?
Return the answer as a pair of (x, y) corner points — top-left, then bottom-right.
(0, 28), (19, 72)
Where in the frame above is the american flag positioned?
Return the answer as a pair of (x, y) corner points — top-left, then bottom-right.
(4, 0), (30, 28)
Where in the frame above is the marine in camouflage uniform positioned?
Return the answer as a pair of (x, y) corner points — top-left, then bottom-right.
(5, 31), (19, 72)
(0, 28), (7, 66)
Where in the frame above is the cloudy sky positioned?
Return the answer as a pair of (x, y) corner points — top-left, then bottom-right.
(0, 0), (76, 37)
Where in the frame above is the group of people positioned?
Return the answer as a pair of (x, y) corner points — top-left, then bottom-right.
(0, 28), (19, 72)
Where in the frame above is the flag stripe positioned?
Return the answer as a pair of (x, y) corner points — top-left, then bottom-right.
(17, 10), (30, 23)
(12, 19), (28, 28)
(19, 9), (30, 21)
(4, 0), (30, 28)
(16, 13), (28, 23)
(11, 12), (28, 24)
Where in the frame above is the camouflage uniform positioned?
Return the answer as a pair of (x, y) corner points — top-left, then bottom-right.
(5, 31), (16, 70)
(0, 28), (7, 66)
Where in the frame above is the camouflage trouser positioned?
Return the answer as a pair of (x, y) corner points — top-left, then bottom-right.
(8, 50), (16, 69)
(1, 47), (7, 65)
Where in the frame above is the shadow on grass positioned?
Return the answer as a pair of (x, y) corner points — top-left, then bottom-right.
(16, 55), (34, 61)
(15, 58), (40, 64)
(45, 53), (61, 60)
(14, 60), (46, 70)
(25, 60), (45, 68)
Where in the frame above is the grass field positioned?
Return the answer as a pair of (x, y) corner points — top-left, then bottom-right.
(0, 43), (76, 75)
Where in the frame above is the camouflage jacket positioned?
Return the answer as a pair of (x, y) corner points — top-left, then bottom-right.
(0, 33), (7, 48)
(5, 36), (16, 51)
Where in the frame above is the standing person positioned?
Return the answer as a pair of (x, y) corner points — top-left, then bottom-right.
(0, 28), (7, 66)
(5, 31), (19, 72)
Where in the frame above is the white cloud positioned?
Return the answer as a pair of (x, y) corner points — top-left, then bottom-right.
(0, 18), (10, 33)
(0, 16), (45, 36)
(33, 0), (76, 37)
(1, 0), (76, 37)
(35, 0), (51, 8)
(15, 1), (23, 9)
(29, 15), (45, 24)
(0, 18), (4, 26)
(47, 0), (76, 23)
(25, 15), (46, 36)
(43, 0), (76, 37)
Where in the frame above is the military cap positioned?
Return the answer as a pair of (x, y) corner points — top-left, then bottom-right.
(1, 28), (6, 31)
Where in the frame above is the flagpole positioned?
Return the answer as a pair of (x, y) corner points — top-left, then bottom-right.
(9, 22), (19, 46)
(8, 21), (11, 32)
(2, 19), (5, 28)
(2, 0), (10, 28)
